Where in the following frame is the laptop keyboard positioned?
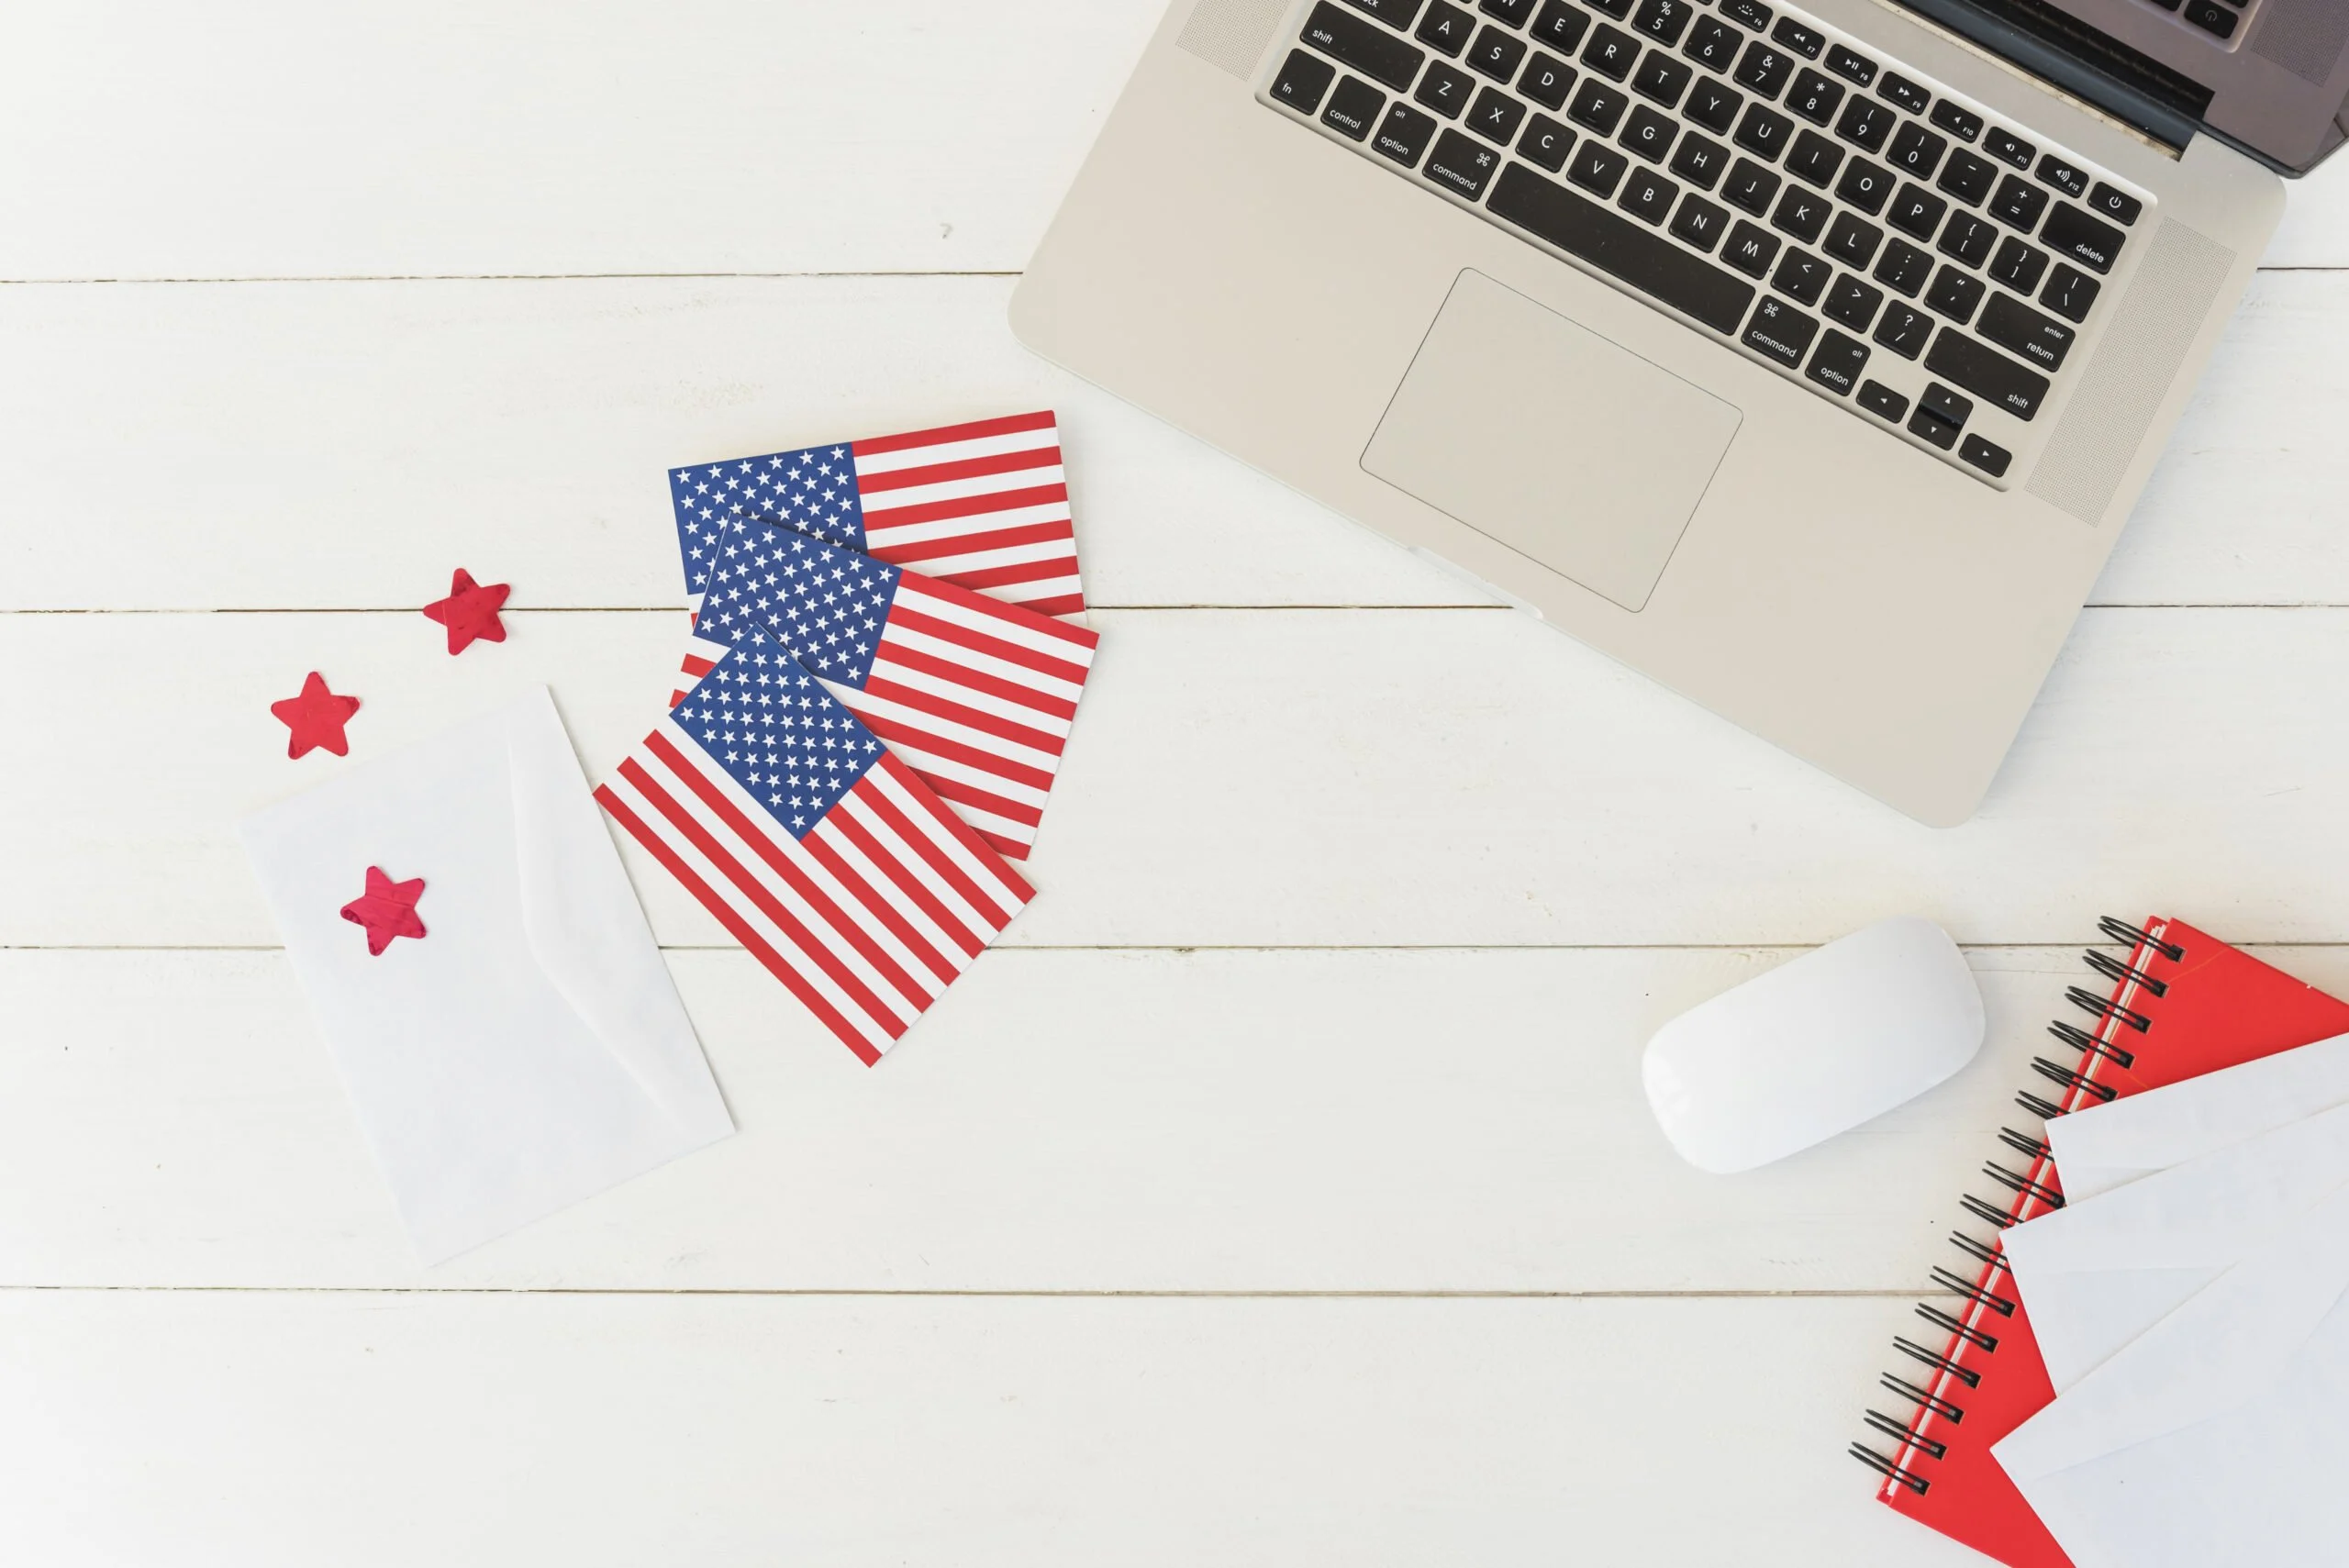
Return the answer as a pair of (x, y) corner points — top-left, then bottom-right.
(1262, 0), (2153, 487)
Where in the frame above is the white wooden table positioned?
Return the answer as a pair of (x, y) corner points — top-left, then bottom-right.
(6, 5), (2347, 1561)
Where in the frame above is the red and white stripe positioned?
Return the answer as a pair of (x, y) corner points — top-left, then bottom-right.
(674, 576), (1099, 863)
(596, 725), (1032, 1066)
(850, 411), (1085, 619)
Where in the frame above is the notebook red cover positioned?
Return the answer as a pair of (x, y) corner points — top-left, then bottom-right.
(1855, 916), (2349, 1567)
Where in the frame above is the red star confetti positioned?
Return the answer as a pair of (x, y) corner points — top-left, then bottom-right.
(422, 568), (510, 655)
(340, 867), (427, 956)
(270, 672), (362, 759)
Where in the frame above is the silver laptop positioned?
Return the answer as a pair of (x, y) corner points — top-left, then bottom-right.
(1013, 0), (2347, 823)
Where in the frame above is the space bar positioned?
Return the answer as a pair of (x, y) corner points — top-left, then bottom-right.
(1486, 164), (1755, 337)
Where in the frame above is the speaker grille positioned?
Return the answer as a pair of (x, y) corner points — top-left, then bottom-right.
(1177, 0), (1291, 79)
(2253, 0), (2349, 85)
(2025, 221), (2235, 527)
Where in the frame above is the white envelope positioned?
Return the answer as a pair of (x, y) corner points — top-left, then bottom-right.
(1993, 1177), (2349, 1568)
(2048, 1030), (2349, 1199)
(2004, 1097), (2349, 1392)
(239, 687), (732, 1262)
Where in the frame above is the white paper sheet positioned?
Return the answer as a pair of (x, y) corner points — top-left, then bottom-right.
(1994, 1178), (2349, 1568)
(2004, 1097), (2349, 1392)
(240, 688), (732, 1262)
(2047, 1030), (2349, 1199)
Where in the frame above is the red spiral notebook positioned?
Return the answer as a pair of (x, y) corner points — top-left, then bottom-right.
(1852, 916), (2349, 1567)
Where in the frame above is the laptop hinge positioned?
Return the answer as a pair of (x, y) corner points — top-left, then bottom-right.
(1887, 0), (2209, 155)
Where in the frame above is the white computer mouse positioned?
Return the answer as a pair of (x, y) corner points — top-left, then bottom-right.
(1642, 917), (1985, 1174)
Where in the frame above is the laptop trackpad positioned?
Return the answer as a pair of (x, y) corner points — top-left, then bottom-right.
(1362, 270), (1742, 613)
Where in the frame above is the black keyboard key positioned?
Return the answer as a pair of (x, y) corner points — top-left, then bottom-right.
(1786, 69), (1844, 125)
(1418, 1), (1477, 55)
(1721, 157), (1780, 214)
(1722, 219), (1780, 276)
(1567, 138), (1631, 196)
(1517, 111), (1577, 170)
(1926, 328), (2049, 418)
(1733, 41), (1796, 98)
(1685, 76), (1743, 133)
(1772, 246), (1831, 304)
(1873, 237), (1932, 296)
(1785, 128), (1843, 186)
(1486, 163), (1759, 330)
(1823, 272), (1884, 328)
(1925, 263), (1985, 323)
(1670, 131), (1729, 188)
(1479, 0), (1538, 22)
(2087, 182), (2143, 226)
(1734, 102), (1794, 160)
(1858, 380), (1908, 421)
(1805, 328), (1870, 395)
(1720, 0), (1773, 28)
(1960, 433), (2011, 477)
(1939, 149), (1997, 206)
(1939, 211), (1998, 267)
(1742, 295), (1819, 364)
(2040, 261), (2099, 322)
(1887, 183), (1946, 239)
(1887, 121), (1946, 179)
(1468, 84), (1531, 141)
(1520, 51), (1576, 108)
(1302, 6), (1427, 92)
(1418, 61), (1476, 116)
(1771, 184), (1829, 243)
(1874, 301), (1932, 359)
(1587, 0), (1635, 19)
(1620, 165), (1680, 222)
(1620, 103), (1678, 160)
(1827, 44), (1877, 87)
(1771, 17), (1825, 57)
(1634, 0), (1695, 46)
(2185, 0), (2237, 37)
(1908, 404), (1960, 448)
(2035, 155), (2087, 197)
(1918, 384), (1970, 428)
(2041, 203), (2124, 273)
(1671, 192), (1732, 250)
(1468, 23), (1531, 79)
(1834, 96), (1896, 154)
(1273, 50), (1339, 117)
(1375, 101), (1442, 165)
(1835, 157), (1893, 215)
(1984, 127), (2034, 169)
(1568, 78), (1630, 133)
(1988, 235), (2048, 292)
(1631, 50), (1693, 106)
(1683, 16), (1742, 70)
(1531, 0), (1592, 51)
(1322, 75), (1387, 139)
(1342, 0), (1428, 20)
(1878, 72), (1931, 114)
(1988, 173), (2049, 232)
(1977, 291), (2076, 371)
(1582, 23), (1641, 78)
(1824, 210), (1882, 268)
(1424, 127), (1507, 197)
(1929, 101), (1984, 141)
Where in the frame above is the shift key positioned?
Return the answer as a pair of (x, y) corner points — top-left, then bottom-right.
(1301, 3), (1427, 92)
(1924, 327), (2049, 419)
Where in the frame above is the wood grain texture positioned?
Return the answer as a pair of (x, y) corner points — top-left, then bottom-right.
(0, 1288), (1983, 1568)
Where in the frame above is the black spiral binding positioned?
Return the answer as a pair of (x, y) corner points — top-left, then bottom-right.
(1847, 917), (2182, 1496)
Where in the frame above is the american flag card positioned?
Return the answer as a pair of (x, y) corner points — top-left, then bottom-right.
(597, 629), (1033, 1066)
(676, 520), (1098, 862)
(670, 410), (1085, 621)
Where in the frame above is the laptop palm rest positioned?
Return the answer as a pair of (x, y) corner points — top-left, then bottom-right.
(1362, 271), (1742, 614)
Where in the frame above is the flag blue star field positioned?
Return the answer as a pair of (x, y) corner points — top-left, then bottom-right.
(596, 628), (1032, 1065)
(670, 410), (1084, 621)
(674, 520), (1098, 862)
